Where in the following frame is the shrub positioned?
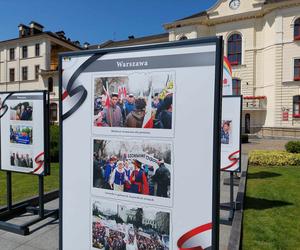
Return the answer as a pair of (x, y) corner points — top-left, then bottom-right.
(285, 141), (300, 153)
(249, 150), (300, 167)
(50, 125), (59, 162)
(241, 134), (249, 143)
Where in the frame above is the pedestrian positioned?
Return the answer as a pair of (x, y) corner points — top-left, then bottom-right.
(152, 160), (170, 198)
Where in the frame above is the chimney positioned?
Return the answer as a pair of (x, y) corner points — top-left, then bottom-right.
(56, 31), (66, 39)
(18, 24), (30, 38)
(72, 40), (81, 47)
(128, 35), (135, 40)
(29, 21), (44, 35)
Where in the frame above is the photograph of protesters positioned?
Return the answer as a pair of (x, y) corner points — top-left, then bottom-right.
(93, 139), (172, 199)
(221, 120), (232, 144)
(92, 201), (170, 250)
(10, 152), (33, 168)
(10, 102), (33, 121)
(93, 72), (174, 130)
(10, 125), (33, 145)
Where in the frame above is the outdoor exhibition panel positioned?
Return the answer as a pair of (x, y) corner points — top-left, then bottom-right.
(0, 91), (49, 175)
(220, 96), (242, 172)
(60, 38), (222, 250)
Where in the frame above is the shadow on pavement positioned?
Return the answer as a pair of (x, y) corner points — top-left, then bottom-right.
(244, 196), (293, 210)
(247, 171), (281, 179)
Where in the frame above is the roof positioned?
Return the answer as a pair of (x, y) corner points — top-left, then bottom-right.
(264, 0), (289, 4)
(92, 33), (169, 49)
(176, 11), (207, 21)
(0, 31), (82, 49)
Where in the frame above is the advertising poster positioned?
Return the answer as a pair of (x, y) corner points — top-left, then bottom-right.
(0, 91), (49, 175)
(60, 38), (222, 250)
(220, 96), (242, 172)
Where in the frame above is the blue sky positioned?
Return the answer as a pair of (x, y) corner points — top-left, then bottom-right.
(0, 0), (216, 45)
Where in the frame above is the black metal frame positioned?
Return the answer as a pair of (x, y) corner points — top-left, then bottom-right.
(0, 90), (57, 235)
(220, 95), (243, 225)
(59, 37), (223, 250)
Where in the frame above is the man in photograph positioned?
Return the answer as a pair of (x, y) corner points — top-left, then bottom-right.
(155, 94), (172, 129)
(221, 121), (231, 144)
(152, 160), (170, 198)
(124, 94), (136, 116)
(125, 97), (146, 128)
(102, 93), (123, 127)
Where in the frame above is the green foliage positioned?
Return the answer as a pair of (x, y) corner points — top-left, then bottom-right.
(249, 150), (300, 167)
(285, 140), (300, 153)
(50, 125), (59, 162)
(241, 134), (249, 143)
(243, 167), (300, 249)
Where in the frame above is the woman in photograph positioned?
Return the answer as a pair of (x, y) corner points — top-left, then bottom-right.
(130, 160), (149, 195)
(109, 161), (128, 192)
(124, 160), (132, 192)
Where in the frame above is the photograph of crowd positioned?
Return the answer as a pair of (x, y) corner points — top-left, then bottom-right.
(10, 125), (33, 145)
(92, 201), (170, 250)
(10, 151), (33, 168)
(93, 72), (174, 130)
(10, 101), (33, 121)
(93, 139), (172, 199)
(221, 120), (232, 145)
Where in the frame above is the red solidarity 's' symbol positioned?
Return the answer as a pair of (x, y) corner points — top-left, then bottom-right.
(33, 152), (44, 174)
(177, 223), (212, 250)
(221, 150), (240, 171)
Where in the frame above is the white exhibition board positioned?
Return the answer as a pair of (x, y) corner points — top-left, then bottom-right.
(0, 91), (48, 175)
(220, 96), (242, 172)
(60, 39), (222, 250)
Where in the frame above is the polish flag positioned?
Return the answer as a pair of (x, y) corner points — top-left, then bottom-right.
(103, 86), (110, 108)
(142, 88), (153, 128)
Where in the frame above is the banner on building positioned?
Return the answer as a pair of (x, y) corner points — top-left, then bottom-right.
(60, 38), (222, 250)
(221, 96), (242, 172)
(0, 91), (49, 175)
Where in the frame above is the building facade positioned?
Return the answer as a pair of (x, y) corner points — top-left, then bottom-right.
(0, 22), (81, 123)
(164, 0), (300, 137)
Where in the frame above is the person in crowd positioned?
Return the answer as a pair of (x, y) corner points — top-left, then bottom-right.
(104, 157), (116, 189)
(94, 111), (104, 127)
(130, 160), (149, 195)
(152, 160), (170, 198)
(117, 97), (126, 124)
(10, 153), (15, 166)
(124, 161), (132, 192)
(102, 93), (123, 127)
(124, 94), (136, 116)
(110, 161), (128, 192)
(221, 121), (231, 144)
(152, 93), (160, 109)
(125, 98), (146, 128)
(155, 94), (172, 129)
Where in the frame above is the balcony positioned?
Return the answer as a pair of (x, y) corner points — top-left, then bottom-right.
(243, 96), (267, 110)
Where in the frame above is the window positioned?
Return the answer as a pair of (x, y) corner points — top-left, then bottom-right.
(9, 68), (15, 82)
(9, 48), (15, 60)
(294, 18), (300, 40)
(179, 35), (188, 40)
(22, 46), (28, 58)
(35, 44), (40, 57)
(35, 65), (40, 80)
(227, 33), (242, 65)
(50, 103), (58, 121)
(293, 95), (300, 117)
(294, 59), (300, 81)
(22, 66), (28, 81)
(48, 77), (53, 92)
(232, 78), (241, 95)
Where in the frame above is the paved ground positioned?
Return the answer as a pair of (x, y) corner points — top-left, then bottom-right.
(0, 138), (290, 250)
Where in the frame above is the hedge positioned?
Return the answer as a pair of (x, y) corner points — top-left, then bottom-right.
(50, 125), (59, 162)
(249, 150), (300, 167)
(285, 141), (300, 154)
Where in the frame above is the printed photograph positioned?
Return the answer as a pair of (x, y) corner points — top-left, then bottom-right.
(92, 200), (170, 250)
(93, 72), (174, 130)
(10, 101), (33, 121)
(221, 120), (232, 145)
(93, 139), (172, 199)
(10, 125), (33, 145)
(10, 150), (33, 169)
